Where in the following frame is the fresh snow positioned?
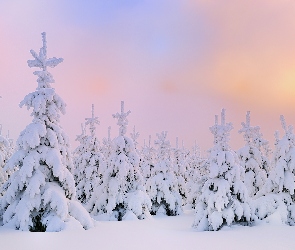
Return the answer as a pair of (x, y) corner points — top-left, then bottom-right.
(0, 209), (295, 250)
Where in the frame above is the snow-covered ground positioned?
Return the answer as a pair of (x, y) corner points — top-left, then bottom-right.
(1, 209), (295, 250)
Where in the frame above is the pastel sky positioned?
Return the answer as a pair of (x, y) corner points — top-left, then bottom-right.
(1, 0), (295, 153)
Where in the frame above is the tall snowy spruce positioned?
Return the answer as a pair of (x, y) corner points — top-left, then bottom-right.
(89, 101), (151, 220)
(0, 33), (93, 231)
(238, 111), (267, 197)
(192, 109), (252, 231)
(73, 105), (106, 208)
(146, 131), (182, 216)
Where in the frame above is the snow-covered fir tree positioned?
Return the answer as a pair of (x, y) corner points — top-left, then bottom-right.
(252, 126), (272, 177)
(0, 129), (16, 198)
(192, 109), (252, 231)
(172, 137), (189, 205)
(100, 126), (113, 184)
(73, 105), (106, 209)
(0, 125), (10, 186)
(264, 116), (295, 197)
(146, 131), (182, 216)
(101, 126), (112, 160)
(0, 33), (93, 232)
(89, 101), (151, 220)
(238, 111), (267, 197)
(186, 142), (207, 209)
(72, 123), (87, 182)
(140, 135), (156, 184)
(5, 131), (15, 169)
(255, 115), (295, 224)
(130, 125), (140, 152)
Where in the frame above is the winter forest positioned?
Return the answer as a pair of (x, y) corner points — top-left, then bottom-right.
(1, 33), (295, 248)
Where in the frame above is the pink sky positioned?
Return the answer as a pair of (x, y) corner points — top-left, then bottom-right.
(1, 0), (295, 153)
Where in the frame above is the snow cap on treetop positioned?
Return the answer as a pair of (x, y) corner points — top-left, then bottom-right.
(108, 126), (111, 141)
(209, 108), (233, 150)
(280, 115), (293, 136)
(112, 101), (131, 136)
(27, 32), (63, 89)
(85, 104), (100, 137)
(130, 125), (140, 147)
(239, 111), (260, 145)
(27, 32), (63, 71)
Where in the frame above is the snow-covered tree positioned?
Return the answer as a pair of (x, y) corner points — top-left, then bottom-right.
(255, 115), (295, 225)
(140, 135), (155, 184)
(130, 125), (140, 152)
(72, 123), (87, 181)
(264, 116), (295, 197)
(186, 142), (207, 208)
(101, 126), (112, 160)
(172, 138), (189, 205)
(238, 111), (267, 197)
(252, 127), (272, 177)
(5, 130), (15, 169)
(192, 109), (252, 231)
(89, 101), (151, 220)
(0, 125), (10, 186)
(0, 33), (93, 232)
(146, 131), (182, 216)
(73, 105), (106, 208)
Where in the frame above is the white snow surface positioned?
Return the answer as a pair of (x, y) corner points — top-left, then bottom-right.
(0, 209), (295, 250)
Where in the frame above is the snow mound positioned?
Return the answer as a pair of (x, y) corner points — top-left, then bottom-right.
(122, 211), (138, 221)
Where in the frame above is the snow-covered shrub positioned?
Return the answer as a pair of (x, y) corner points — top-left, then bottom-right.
(251, 193), (293, 225)
(89, 101), (151, 220)
(0, 33), (93, 232)
(146, 131), (182, 216)
(238, 111), (267, 197)
(73, 105), (106, 208)
(192, 109), (252, 231)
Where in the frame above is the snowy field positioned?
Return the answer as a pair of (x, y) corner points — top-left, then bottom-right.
(1, 209), (295, 250)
